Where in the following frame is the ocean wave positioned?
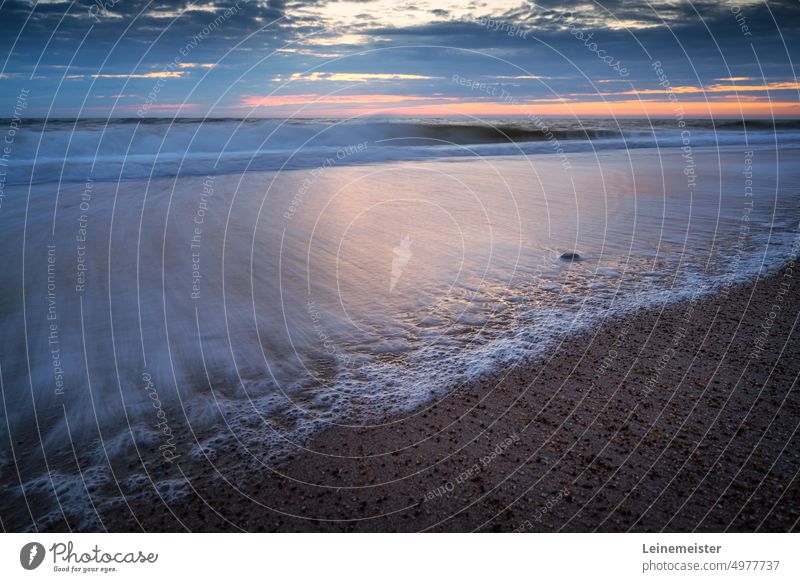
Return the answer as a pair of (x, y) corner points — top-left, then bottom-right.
(3, 117), (800, 184)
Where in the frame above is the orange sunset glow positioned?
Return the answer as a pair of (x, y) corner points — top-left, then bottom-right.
(240, 93), (800, 118)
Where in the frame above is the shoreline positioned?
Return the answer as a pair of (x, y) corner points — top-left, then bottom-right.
(99, 263), (800, 532)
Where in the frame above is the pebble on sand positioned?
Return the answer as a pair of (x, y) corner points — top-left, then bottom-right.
(559, 252), (582, 261)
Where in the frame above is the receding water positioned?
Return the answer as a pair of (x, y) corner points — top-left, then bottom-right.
(1, 129), (799, 529)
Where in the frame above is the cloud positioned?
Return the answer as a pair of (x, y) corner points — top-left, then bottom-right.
(177, 63), (216, 69)
(95, 93), (141, 99)
(0, 0), (797, 117)
(241, 93), (451, 107)
(589, 81), (800, 97)
(143, 3), (221, 19)
(493, 75), (549, 80)
(272, 72), (441, 82)
(66, 71), (187, 79)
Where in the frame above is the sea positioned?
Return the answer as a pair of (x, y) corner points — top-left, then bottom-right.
(1, 117), (799, 530)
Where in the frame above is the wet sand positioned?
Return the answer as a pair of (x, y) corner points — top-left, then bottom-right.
(103, 265), (800, 532)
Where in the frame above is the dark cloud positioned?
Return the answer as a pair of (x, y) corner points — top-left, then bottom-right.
(0, 0), (797, 116)
(361, 1), (799, 87)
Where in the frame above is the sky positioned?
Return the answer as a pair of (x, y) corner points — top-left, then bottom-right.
(0, 0), (798, 118)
